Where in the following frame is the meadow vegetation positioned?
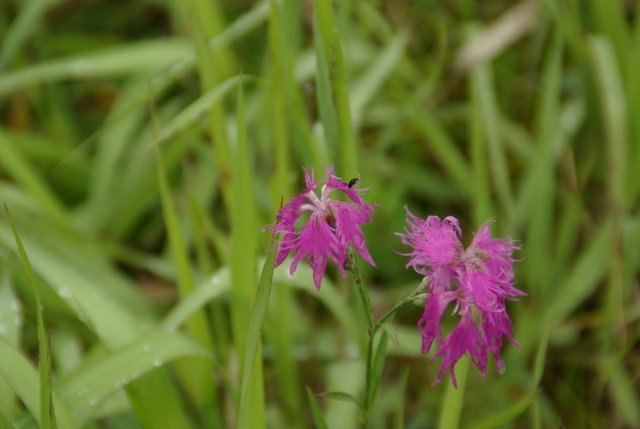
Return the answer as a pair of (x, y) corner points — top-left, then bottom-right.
(0, 0), (639, 428)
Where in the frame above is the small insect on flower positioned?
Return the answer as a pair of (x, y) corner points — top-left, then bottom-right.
(267, 166), (376, 290)
(398, 207), (525, 387)
(347, 177), (359, 189)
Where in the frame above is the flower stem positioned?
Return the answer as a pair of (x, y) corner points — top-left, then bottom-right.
(353, 281), (426, 428)
(438, 356), (470, 429)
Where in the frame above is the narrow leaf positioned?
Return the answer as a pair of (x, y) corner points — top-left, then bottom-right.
(319, 391), (364, 412)
(5, 208), (55, 429)
(306, 387), (330, 429)
(367, 330), (389, 409)
(237, 250), (277, 428)
(59, 330), (211, 423)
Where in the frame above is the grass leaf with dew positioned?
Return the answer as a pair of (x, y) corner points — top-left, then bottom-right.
(0, 337), (77, 429)
(59, 330), (211, 424)
(6, 207), (60, 429)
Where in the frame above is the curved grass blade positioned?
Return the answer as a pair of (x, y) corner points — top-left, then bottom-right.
(59, 330), (211, 423)
(162, 261), (355, 341)
(150, 75), (247, 147)
(0, 39), (194, 97)
(319, 391), (364, 413)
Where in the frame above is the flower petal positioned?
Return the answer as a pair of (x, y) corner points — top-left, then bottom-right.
(434, 313), (487, 387)
(418, 290), (456, 354)
(398, 207), (462, 272)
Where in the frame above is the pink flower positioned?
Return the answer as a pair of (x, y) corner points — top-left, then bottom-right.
(398, 207), (524, 387)
(269, 166), (376, 290)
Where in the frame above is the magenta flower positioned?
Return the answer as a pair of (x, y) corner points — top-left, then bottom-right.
(269, 166), (376, 290)
(398, 207), (525, 387)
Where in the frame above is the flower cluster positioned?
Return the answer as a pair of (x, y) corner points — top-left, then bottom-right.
(269, 166), (524, 387)
(269, 166), (376, 290)
(397, 207), (525, 386)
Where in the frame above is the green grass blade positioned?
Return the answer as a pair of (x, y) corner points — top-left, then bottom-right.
(0, 133), (68, 227)
(0, 226), (194, 429)
(162, 259), (356, 342)
(366, 330), (389, 410)
(237, 250), (276, 429)
(265, 2), (303, 420)
(589, 36), (628, 212)
(0, 408), (17, 429)
(5, 208), (56, 429)
(351, 32), (408, 121)
(437, 356), (470, 429)
(608, 367), (640, 426)
(162, 269), (229, 331)
(307, 387), (330, 429)
(314, 0), (358, 176)
(0, 338), (76, 429)
(319, 391), (364, 412)
(0, 39), (194, 97)
(151, 75), (246, 147)
(59, 330), (211, 423)
(0, 0), (60, 69)
(470, 328), (548, 429)
(230, 83), (265, 429)
(312, 4), (340, 165)
(547, 221), (613, 326)
(0, 272), (21, 419)
(155, 147), (215, 408)
(470, 62), (514, 221)
(410, 112), (473, 196)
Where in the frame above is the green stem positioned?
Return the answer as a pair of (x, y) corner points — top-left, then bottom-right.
(438, 356), (471, 429)
(355, 282), (426, 428)
(361, 333), (375, 428)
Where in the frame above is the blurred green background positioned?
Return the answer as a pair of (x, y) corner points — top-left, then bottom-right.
(0, 0), (639, 428)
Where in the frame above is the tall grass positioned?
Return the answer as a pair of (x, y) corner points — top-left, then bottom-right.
(0, 1), (639, 428)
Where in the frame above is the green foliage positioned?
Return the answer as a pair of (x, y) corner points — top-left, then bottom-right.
(0, 0), (638, 428)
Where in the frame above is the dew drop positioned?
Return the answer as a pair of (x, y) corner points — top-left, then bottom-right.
(142, 343), (151, 352)
(14, 315), (23, 327)
(153, 359), (163, 367)
(58, 287), (72, 299)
